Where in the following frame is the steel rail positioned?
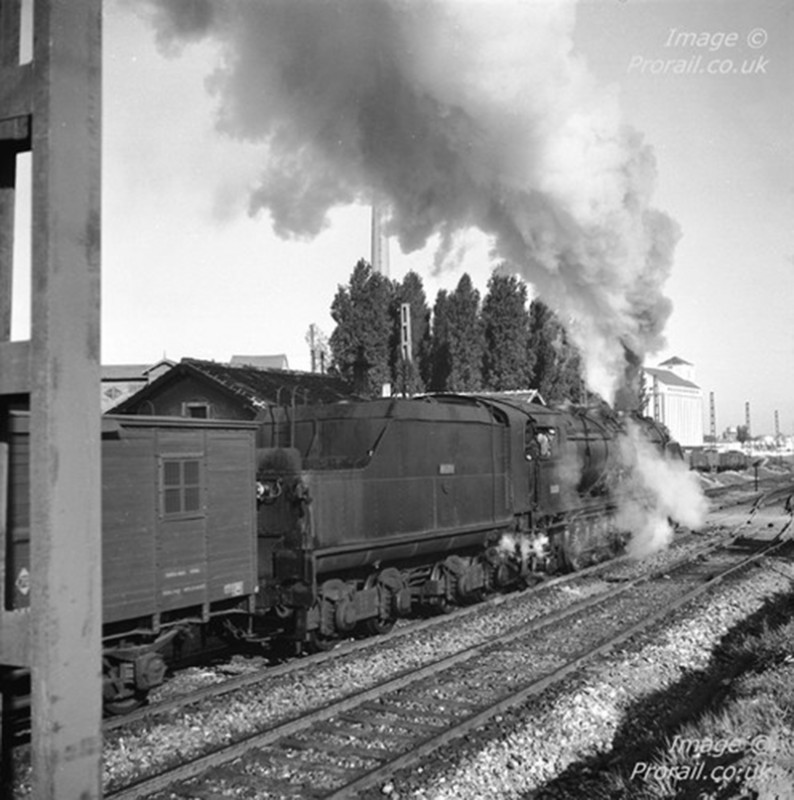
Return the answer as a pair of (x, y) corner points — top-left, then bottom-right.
(325, 520), (792, 799)
(104, 546), (632, 732)
(103, 499), (792, 799)
(106, 480), (792, 732)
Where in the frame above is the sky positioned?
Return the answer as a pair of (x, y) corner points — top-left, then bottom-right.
(10, 0), (794, 437)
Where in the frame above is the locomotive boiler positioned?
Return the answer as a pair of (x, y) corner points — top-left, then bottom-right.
(254, 393), (677, 650)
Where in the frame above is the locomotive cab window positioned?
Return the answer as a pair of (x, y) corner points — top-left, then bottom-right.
(160, 456), (204, 518)
(525, 425), (556, 460)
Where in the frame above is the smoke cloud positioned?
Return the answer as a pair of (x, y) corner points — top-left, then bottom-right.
(615, 421), (708, 559)
(136, 0), (679, 402)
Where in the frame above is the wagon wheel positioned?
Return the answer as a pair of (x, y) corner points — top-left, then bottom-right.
(103, 690), (148, 717)
(103, 657), (149, 716)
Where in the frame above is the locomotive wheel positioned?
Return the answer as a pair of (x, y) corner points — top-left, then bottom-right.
(305, 631), (338, 654)
(433, 596), (456, 615)
(426, 562), (457, 614)
(359, 572), (397, 636)
(562, 522), (588, 572)
(363, 616), (395, 636)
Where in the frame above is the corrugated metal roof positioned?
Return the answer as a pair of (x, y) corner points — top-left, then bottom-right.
(230, 354), (290, 370)
(101, 364), (151, 381)
(658, 356), (692, 367)
(183, 358), (356, 409)
(109, 357), (359, 414)
(644, 367), (700, 389)
(102, 359), (175, 381)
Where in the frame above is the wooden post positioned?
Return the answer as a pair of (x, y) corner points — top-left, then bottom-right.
(0, 1), (103, 797)
(0, 0), (24, 341)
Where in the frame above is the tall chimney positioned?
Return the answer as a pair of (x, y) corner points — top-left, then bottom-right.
(745, 401), (751, 437)
(709, 391), (716, 440)
(371, 200), (390, 276)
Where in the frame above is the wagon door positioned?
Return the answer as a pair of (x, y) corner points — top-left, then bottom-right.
(156, 452), (208, 613)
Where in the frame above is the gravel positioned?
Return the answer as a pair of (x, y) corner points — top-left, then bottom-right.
(100, 528), (740, 789)
(8, 494), (786, 798)
(368, 555), (794, 799)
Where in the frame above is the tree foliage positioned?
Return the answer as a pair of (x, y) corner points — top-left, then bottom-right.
(428, 289), (452, 391)
(328, 262), (588, 404)
(389, 271), (431, 396)
(328, 259), (393, 397)
(527, 298), (584, 404)
(481, 271), (533, 391)
(438, 274), (484, 392)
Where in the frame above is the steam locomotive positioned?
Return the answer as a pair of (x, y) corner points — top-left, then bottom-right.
(3, 393), (680, 711)
(253, 393), (680, 649)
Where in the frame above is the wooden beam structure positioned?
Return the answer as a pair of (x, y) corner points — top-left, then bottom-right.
(0, 1), (103, 797)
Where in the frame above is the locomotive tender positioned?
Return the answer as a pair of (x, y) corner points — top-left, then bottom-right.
(254, 393), (678, 649)
(3, 394), (678, 711)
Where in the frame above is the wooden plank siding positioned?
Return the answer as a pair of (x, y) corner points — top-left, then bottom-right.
(101, 430), (159, 623)
(205, 432), (258, 602)
(7, 414), (258, 633)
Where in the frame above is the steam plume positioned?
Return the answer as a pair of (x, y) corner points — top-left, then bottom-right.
(615, 421), (708, 558)
(136, 0), (679, 402)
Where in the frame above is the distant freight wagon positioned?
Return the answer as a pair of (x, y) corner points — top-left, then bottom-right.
(689, 449), (750, 472)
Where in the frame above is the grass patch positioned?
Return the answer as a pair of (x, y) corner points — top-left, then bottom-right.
(532, 582), (794, 799)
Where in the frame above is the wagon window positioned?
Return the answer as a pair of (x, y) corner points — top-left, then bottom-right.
(160, 456), (203, 517)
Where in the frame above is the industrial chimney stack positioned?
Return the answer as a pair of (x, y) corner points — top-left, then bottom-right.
(371, 200), (390, 276)
(709, 391), (716, 440)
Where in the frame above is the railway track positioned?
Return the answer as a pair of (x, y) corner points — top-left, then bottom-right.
(107, 536), (692, 730)
(100, 489), (792, 799)
(5, 479), (785, 751)
(3, 481), (791, 798)
(101, 476), (790, 733)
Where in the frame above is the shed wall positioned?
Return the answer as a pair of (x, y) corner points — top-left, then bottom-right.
(124, 376), (253, 420)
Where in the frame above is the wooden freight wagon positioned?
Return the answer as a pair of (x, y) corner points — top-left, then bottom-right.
(3, 413), (258, 711)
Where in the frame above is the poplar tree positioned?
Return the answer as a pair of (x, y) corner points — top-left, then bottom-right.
(329, 259), (394, 398)
(527, 298), (584, 404)
(481, 271), (533, 391)
(429, 289), (452, 391)
(443, 273), (484, 392)
(390, 270), (432, 396)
